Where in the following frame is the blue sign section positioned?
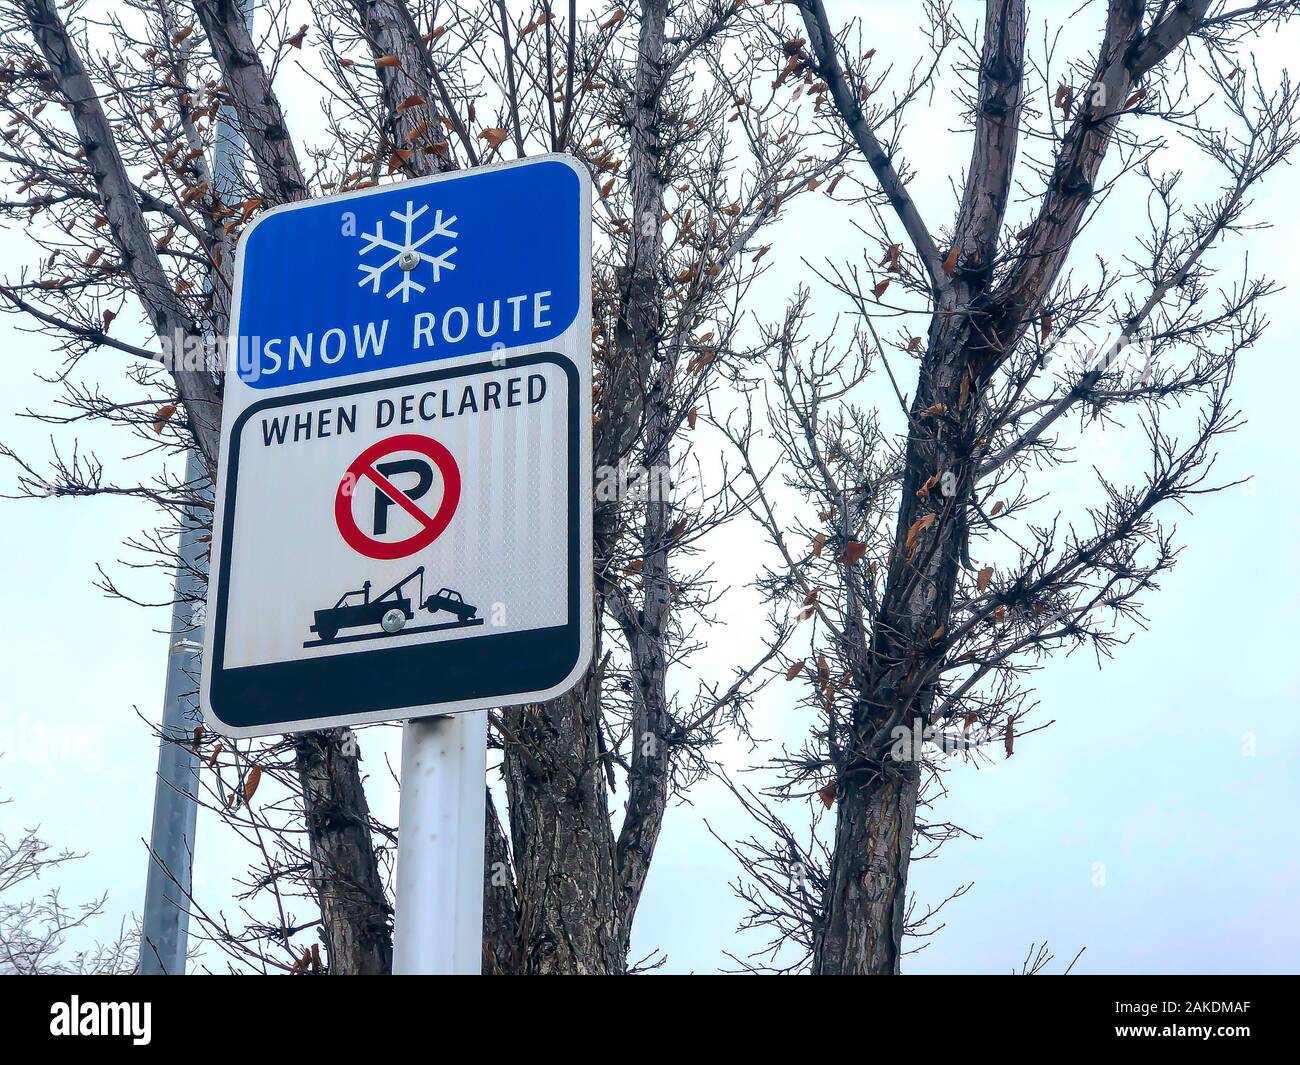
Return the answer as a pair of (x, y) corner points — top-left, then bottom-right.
(234, 157), (582, 388)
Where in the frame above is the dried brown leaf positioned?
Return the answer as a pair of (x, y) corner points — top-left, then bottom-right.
(904, 512), (936, 558)
(836, 540), (867, 565)
(152, 403), (177, 434)
(243, 764), (262, 804)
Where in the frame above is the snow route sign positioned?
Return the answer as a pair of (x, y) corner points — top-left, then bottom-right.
(200, 155), (594, 737)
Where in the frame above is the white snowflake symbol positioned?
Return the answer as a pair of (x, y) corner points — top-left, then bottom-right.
(356, 200), (458, 303)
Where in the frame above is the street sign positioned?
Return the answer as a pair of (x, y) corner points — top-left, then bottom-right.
(200, 155), (593, 738)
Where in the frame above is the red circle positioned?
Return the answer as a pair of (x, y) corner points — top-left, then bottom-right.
(335, 434), (461, 560)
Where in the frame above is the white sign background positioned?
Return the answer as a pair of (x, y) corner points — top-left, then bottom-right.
(223, 361), (571, 670)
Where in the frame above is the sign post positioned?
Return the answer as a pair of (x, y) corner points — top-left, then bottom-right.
(201, 155), (592, 973)
(392, 712), (487, 973)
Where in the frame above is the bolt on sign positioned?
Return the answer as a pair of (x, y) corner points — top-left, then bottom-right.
(200, 156), (594, 737)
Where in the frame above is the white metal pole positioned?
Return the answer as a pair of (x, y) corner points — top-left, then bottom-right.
(392, 711), (488, 974)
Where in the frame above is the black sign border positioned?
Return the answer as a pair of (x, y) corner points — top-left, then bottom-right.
(208, 352), (580, 731)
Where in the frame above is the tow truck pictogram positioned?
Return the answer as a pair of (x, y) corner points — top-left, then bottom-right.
(306, 566), (483, 646)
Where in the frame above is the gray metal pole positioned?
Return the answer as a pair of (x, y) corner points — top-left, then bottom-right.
(139, 5), (249, 975)
(138, 450), (208, 975)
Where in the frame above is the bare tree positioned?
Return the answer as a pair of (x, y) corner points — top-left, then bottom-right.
(0, 792), (136, 974)
(0, 0), (835, 972)
(720, 0), (1299, 973)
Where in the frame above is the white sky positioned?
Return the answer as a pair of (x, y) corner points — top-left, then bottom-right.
(0, 0), (1296, 974)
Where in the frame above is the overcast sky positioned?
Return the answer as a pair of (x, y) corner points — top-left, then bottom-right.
(1, 0), (1296, 974)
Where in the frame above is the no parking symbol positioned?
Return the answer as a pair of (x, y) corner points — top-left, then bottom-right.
(335, 435), (461, 560)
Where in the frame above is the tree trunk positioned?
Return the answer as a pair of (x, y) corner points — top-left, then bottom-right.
(813, 764), (920, 975)
(482, 789), (522, 975)
(294, 730), (393, 974)
(488, 0), (672, 975)
(502, 671), (623, 974)
(813, 304), (976, 973)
